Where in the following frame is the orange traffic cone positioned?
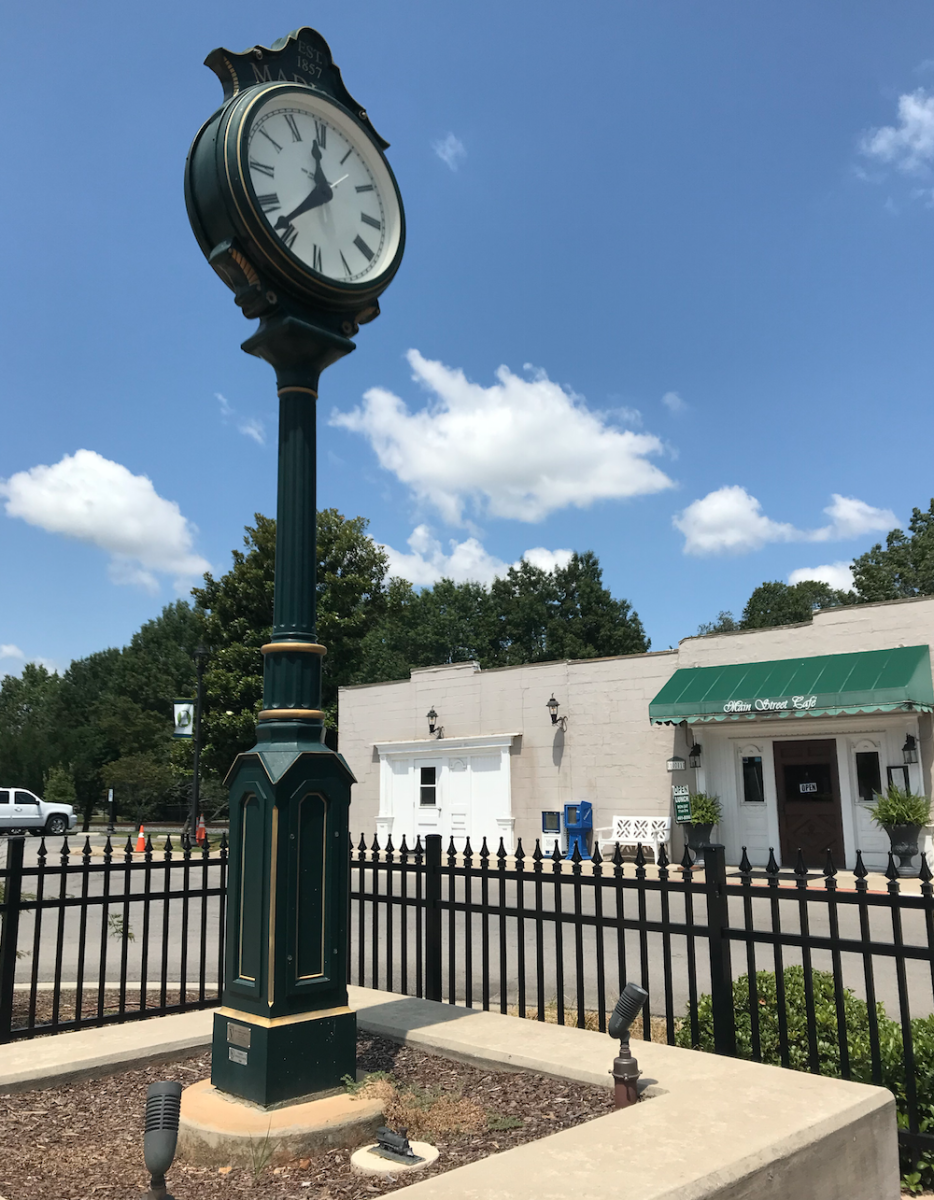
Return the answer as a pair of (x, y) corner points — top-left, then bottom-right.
(196, 814), (207, 846)
(135, 825), (146, 852)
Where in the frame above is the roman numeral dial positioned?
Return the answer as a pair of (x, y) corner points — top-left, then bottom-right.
(244, 94), (400, 287)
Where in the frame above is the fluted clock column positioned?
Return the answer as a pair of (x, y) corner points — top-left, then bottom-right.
(211, 310), (359, 1108)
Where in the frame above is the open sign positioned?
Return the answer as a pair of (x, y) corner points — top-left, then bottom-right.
(799, 782), (818, 794)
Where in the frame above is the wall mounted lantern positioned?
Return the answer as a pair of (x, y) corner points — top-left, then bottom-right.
(666, 755), (686, 772)
(903, 734), (919, 765)
(546, 694), (567, 730)
(426, 707), (439, 735)
(688, 743), (702, 769)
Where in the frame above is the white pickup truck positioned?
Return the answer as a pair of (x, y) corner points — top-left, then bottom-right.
(0, 788), (77, 836)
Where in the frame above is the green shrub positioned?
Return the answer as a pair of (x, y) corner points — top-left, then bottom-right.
(676, 966), (934, 1191)
(688, 792), (722, 825)
(868, 784), (931, 828)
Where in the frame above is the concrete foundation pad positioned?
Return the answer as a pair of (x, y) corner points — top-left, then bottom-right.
(177, 1078), (384, 1168)
(351, 1141), (438, 1176)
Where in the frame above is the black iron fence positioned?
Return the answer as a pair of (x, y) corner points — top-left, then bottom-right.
(0, 833), (226, 1042)
(349, 833), (934, 1177)
(1, 827), (931, 1175)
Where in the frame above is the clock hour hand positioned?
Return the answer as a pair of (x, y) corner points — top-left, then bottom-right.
(274, 140), (333, 231)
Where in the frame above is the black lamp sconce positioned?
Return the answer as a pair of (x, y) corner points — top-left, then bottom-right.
(426, 708), (444, 739)
(903, 734), (919, 765)
(688, 743), (702, 769)
(546, 694), (568, 730)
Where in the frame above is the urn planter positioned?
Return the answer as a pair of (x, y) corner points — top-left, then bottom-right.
(685, 822), (715, 867)
(884, 823), (922, 876)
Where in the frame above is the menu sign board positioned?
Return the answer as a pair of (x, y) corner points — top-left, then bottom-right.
(672, 785), (692, 824)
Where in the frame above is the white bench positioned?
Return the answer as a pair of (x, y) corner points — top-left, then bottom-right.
(593, 816), (672, 864)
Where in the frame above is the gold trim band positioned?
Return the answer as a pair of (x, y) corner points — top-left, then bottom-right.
(277, 386), (318, 398)
(218, 1005), (352, 1030)
(258, 708), (325, 721)
(261, 642), (327, 656)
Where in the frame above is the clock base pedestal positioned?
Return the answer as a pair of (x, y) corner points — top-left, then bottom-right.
(212, 1006), (357, 1109)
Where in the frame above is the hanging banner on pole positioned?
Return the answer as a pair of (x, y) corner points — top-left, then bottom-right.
(173, 700), (195, 738)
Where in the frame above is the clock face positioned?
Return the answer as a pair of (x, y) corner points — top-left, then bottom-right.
(242, 91), (401, 286)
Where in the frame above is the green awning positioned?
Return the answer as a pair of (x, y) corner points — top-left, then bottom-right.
(649, 645), (934, 725)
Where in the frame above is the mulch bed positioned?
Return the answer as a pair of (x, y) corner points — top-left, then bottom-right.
(0, 1033), (616, 1199)
(10, 989), (214, 1037)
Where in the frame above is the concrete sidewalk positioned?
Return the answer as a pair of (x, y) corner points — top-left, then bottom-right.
(0, 988), (900, 1199)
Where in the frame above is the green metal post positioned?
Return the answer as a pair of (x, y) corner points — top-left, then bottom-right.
(211, 309), (360, 1108)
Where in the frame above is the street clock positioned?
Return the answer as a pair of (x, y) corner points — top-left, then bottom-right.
(185, 28), (405, 326)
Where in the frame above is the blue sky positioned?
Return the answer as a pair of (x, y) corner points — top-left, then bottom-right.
(3, 0), (934, 676)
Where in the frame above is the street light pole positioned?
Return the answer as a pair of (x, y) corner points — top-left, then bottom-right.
(190, 644), (209, 837)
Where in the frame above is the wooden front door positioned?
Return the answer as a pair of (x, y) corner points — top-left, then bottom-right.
(773, 740), (845, 868)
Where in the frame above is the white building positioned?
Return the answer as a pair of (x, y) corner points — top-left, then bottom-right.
(338, 595), (934, 871)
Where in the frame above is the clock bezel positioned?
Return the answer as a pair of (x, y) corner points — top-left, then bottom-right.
(217, 82), (405, 309)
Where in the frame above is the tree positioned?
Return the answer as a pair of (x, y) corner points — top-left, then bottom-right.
(490, 561), (556, 665)
(43, 765), (76, 806)
(547, 551), (649, 659)
(741, 580), (853, 630)
(101, 752), (176, 826)
(0, 664), (62, 793)
(697, 611), (739, 636)
(852, 500), (934, 602)
(317, 508), (389, 711)
(51, 648), (122, 826)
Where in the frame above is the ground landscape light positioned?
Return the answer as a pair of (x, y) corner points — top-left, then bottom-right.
(143, 1081), (182, 1200)
(903, 734), (919, 765)
(607, 982), (649, 1109)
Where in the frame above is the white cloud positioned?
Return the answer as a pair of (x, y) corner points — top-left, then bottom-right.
(238, 417), (266, 446)
(788, 562), (855, 592)
(383, 524), (573, 587)
(433, 133), (466, 171)
(661, 391), (687, 414)
(812, 493), (895, 541)
(215, 391), (265, 446)
(0, 450), (211, 591)
(860, 89), (934, 173)
(522, 547), (575, 573)
(674, 486), (798, 556)
(331, 351), (674, 525)
(674, 487), (896, 556)
(0, 645), (25, 660)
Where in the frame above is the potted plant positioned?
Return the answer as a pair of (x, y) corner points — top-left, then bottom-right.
(868, 783), (932, 876)
(685, 792), (722, 867)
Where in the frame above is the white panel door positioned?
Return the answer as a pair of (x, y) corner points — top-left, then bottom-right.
(468, 754), (505, 851)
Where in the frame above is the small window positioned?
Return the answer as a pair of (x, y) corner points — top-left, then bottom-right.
(855, 751), (882, 804)
(0, 790), (8, 805)
(14, 791), (38, 806)
(742, 756), (764, 803)
(419, 766), (437, 807)
(542, 811), (560, 833)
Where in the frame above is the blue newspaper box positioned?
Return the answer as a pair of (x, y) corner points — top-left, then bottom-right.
(564, 802), (593, 860)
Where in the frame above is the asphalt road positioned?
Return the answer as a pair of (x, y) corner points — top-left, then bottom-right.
(4, 837), (932, 1028)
